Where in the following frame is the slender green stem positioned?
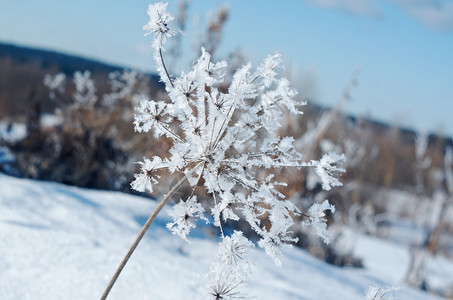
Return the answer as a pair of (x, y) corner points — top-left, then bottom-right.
(100, 176), (187, 300)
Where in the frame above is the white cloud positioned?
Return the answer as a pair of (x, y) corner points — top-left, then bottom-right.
(389, 0), (453, 30)
(307, 0), (453, 31)
(307, 0), (382, 17)
(134, 43), (153, 55)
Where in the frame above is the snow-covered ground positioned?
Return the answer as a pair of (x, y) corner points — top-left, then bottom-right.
(0, 173), (448, 299)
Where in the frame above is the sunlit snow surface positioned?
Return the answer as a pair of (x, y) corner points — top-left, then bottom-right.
(0, 174), (445, 299)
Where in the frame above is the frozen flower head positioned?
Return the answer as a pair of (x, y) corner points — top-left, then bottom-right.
(43, 73), (66, 99)
(143, 2), (178, 49)
(133, 97), (174, 137)
(73, 70), (97, 106)
(209, 270), (244, 300)
(133, 0), (344, 274)
(302, 200), (336, 244)
(130, 157), (163, 193)
(218, 231), (253, 266)
(166, 196), (208, 241)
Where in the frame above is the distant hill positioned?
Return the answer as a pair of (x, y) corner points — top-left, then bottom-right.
(0, 42), (126, 75)
(0, 42), (161, 117)
(0, 42), (432, 135)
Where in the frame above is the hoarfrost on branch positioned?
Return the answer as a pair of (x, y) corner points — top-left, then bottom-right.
(132, 2), (345, 297)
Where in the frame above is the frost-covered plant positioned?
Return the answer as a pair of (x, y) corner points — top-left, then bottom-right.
(166, 195), (209, 241)
(405, 131), (432, 287)
(73, 70), (97, 106)
(406, 144), (453, 291)
(42, 69), (146, 191)
(302, 199), (336, 244)
(45, 69), (144, 112)
(102, 70), (141, 106)
(206, 230), (253, 299)
(44, 68), (147, 134)
(44, 70), (97, 126)
(101, 3), (345, 299)
(414, 131), (431, 196)
(365, 285), (399, 300)
(445, 146), (453, 195)
(43, 73), (66, 99)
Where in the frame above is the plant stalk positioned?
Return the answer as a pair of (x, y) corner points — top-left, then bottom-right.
(100, 175), (187, 300)
(159, 48), (174, 88)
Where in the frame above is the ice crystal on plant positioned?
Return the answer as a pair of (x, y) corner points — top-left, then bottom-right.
(166, 196), (208, 241)
(217, 231), (253, 267)
(133, 98), (174, 137)
(102, 70), (140, 106)
(208, 269), (245, 300)
(43, 73), (66, 99)
(365, 285), (399, 300)
(130, 156), (163, 193)
(73, 71), (97, 106)
(313, 151), (346, 191)
(206, 231), (253, 299)
(133, 2), (345, 295)
(302, 200), (336, 244)
(143, 2), (178, 49)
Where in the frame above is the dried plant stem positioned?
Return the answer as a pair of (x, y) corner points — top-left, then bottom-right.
(159, 48), (174, 88)
(100, 175), (187, 300)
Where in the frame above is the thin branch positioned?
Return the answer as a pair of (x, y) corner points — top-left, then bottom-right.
(100, 175), (187, 300)
(248, 74), (260, 85)
(227, 172), (259, 193)
(160, 123), (184, 143)
(212, 192), (225, 238)
(212, 104), (235, 150)
(189, 161), (206, 198)
(159, 48), (174, 88)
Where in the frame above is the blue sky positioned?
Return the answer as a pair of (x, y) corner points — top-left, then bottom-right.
(1, 0), (453, 136)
